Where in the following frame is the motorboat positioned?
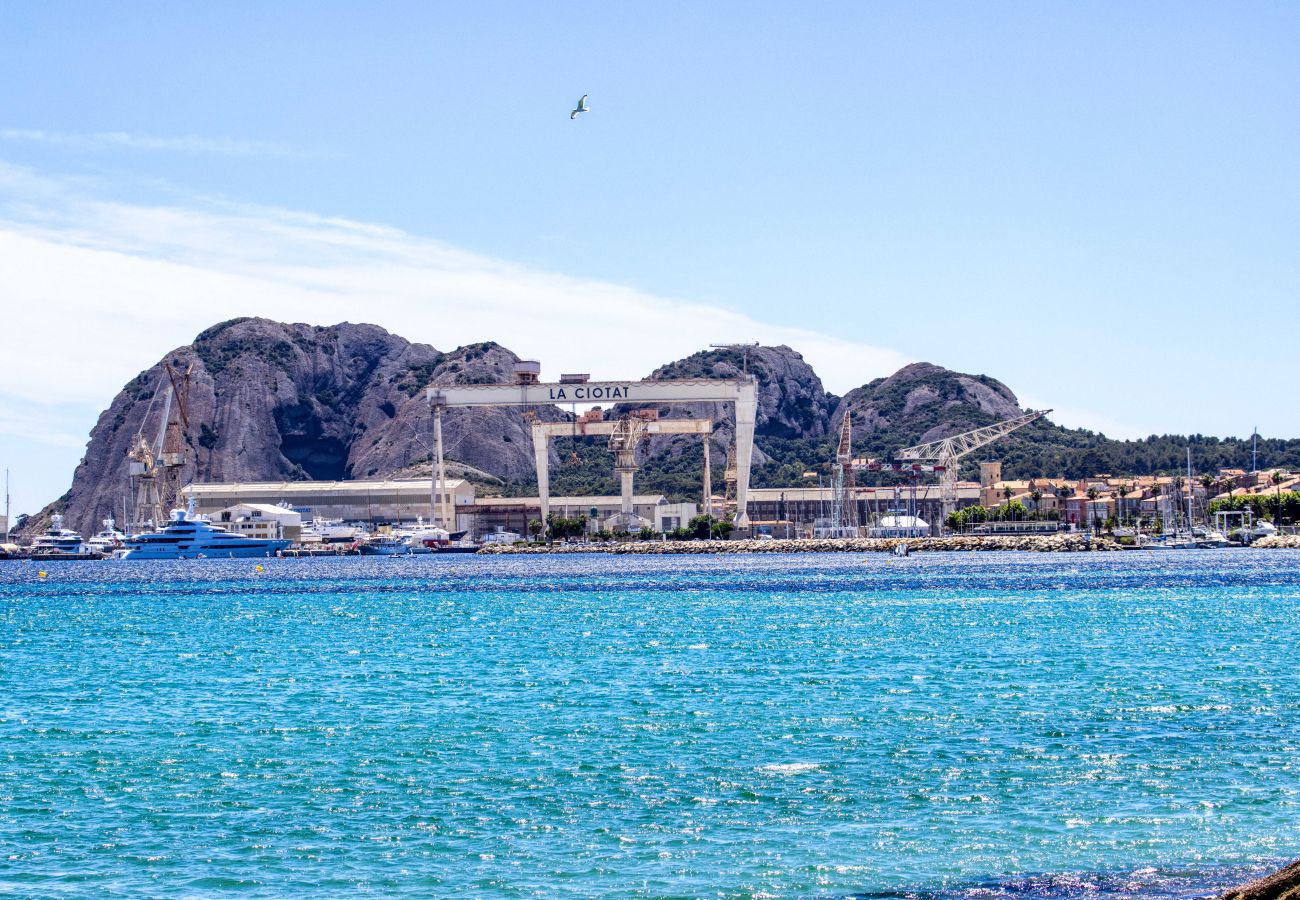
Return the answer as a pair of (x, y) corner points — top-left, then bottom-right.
(30, 514), (98, 559)
(400, 517), (451, 550)
(1195, 528), (1232, 548)
(120, 499), (291, 559)
(357, 534), (417, 556)
(299, 516), (362, 545)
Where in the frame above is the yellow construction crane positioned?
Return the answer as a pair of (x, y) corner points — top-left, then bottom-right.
(157, 361), (193, 514)
(127, 361), (193, 530)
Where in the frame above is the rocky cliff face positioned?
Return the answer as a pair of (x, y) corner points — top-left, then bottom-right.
(33, 318), (555, 538)
(26, 320), (1104, 536)
(832, 362), (1024, 450)
(639, 344), (835, 439)
(616, 345), (836, 468)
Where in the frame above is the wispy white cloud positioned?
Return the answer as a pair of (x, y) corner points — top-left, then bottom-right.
(0, 159), (1163, 512)
(0, 128), (333, 159)
(0, 161), (912, 421)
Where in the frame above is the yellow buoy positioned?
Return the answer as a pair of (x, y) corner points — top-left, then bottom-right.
(254, 564), (264, 573)
(38, 571), (47, 578)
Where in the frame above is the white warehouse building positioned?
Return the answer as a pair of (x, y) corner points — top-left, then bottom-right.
(185, 479), (476, 530)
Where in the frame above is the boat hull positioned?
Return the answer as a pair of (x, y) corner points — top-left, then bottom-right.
(357, 543), (413, 556)
(121, 541), (291, 560)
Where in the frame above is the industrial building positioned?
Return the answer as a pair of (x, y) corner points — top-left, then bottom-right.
(472, 495), (696, 536)
(184, 479), (476, 530)
(212, 503), (303, 541)
(180, 475), (988, 540)
(183, 479), (697, 539)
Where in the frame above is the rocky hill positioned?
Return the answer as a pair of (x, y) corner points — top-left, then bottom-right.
(636, 344), (836, 440)
(832, 362), (1023, 450)
(602, 344), (837, 472)
(29, 318), (558, 537)
(20, 318), (1300, 535)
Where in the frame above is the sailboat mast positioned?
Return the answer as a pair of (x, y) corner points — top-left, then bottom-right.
(1187, 447), (1194, 529)
(3, 468), (9, 543)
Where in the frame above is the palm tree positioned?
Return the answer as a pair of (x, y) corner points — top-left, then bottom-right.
(1272, 471), (1285, 523)
(1030, 489), (1043, 521)
(1056, 484), (1075, 527)
(1199, 473), (1215, 502)
(1117, 483), (1130, 525)
(1086, 486), (1100, 534)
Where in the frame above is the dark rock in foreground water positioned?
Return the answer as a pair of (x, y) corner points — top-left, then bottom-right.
(1222, 860), (1300, 900)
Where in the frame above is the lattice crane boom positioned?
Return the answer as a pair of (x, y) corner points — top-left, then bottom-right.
(896, 409), (1050, 463)
(894, 409), (1052, 516)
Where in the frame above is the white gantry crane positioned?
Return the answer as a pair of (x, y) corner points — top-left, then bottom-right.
(893, 409), (1052, 516)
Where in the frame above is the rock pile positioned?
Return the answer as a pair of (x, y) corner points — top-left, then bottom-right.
(1254, 535), (1300, 549)
(479, 534), (1119, 554)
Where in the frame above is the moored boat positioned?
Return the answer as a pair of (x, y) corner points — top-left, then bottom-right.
(30, 514), (101, 560)
(120, 499), (291, 559)
(87, 518), (128, 555)
(357, 534), (416, 556)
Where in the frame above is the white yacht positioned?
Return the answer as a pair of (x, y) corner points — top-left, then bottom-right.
(299, 516), (362, 546)
(399, 517), (450, 550)
(87, 518), (127, 554)
(120, 500), (291, 559)
(30, 514), (95, 559)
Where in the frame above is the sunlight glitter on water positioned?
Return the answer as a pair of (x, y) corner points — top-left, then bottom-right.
(1, 550), (1299, 897)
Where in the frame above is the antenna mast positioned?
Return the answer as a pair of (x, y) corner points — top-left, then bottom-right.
(709, 342), (760, 378)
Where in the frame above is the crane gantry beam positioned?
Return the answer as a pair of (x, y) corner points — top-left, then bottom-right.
(429, 377), (758, 528)
(530, 418), (714, 528)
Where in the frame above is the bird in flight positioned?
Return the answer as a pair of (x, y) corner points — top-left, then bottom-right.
(570, 94), (589, 119)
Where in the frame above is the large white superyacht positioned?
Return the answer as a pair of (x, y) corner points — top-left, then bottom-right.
(121, 499), (291, 559)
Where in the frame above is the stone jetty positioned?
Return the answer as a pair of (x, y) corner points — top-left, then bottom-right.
(479, 533), (1120, 554)
(1254, 535), (1300, 549)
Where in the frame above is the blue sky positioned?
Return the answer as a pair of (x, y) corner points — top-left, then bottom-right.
(1, 2), (1298, 517)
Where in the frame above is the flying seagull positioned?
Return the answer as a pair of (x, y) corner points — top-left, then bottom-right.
(570, 94), (589, 119)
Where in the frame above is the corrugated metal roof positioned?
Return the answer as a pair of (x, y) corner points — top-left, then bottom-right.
(185, 479), (468, 494)
(473, 495), (668, 506)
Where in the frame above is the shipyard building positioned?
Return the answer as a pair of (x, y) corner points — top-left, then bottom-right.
(183, 476), (986, 540)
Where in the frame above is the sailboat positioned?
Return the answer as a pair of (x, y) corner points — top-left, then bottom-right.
(1156, 449), (1230, 548)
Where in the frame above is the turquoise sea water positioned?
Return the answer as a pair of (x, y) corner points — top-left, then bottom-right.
(2, 550), (1299, 898)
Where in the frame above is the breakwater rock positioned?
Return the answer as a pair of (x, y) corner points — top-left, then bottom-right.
(479, 534), (1120, 554)
(1220, 859), (1300, 900)
(1254, 535), (1300, 549)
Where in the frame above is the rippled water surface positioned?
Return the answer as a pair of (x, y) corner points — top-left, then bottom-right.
(2, 551), (1299, 897)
